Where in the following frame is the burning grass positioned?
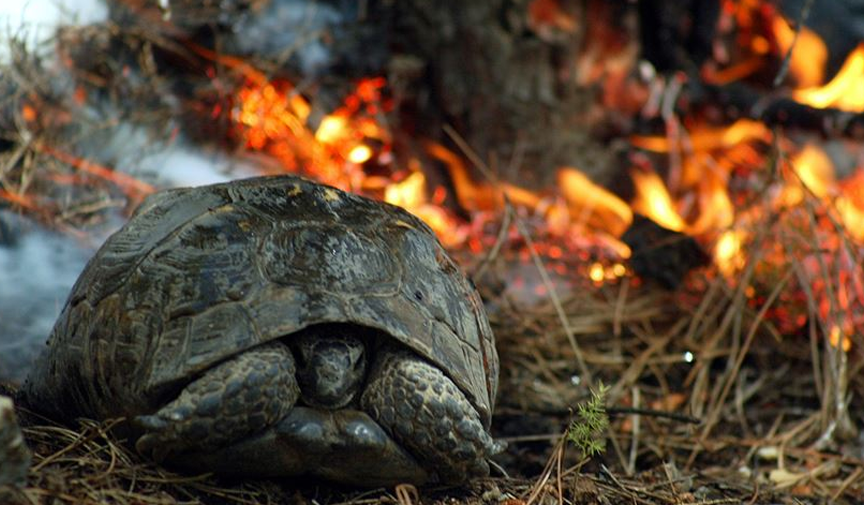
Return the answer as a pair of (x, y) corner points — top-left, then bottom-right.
(2, 2), (864, 504)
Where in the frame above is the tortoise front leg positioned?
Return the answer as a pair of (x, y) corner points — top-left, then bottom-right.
(360, 348), (502, 483)
(135, 342), (299, 461)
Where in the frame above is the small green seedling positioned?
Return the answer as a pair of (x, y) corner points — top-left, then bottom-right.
(566, 382), (610, 458)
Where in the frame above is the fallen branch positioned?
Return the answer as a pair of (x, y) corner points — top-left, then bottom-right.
(683, 80), (864, 140)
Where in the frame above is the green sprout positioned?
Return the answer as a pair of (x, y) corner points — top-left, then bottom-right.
(566, 381), (610, 458)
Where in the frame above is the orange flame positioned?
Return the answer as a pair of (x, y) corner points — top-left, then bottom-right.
(715, 229), (746, 277)
(221, 40), (864, 315)
(690, 171), (734, 235)
(780, 143), (835, 206)
(630, 169), (686, 232)
(233, 75), (387, 190)
(631, 119), (771, 153)
(384, 169), (464, 246)
(557, 167), (633, 237)
(794, 43), (864, 112)
(771, 15), (827, 88)
(837, 170), (864, 242)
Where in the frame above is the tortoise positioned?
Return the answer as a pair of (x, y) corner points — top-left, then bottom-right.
(23, 175), (501, 486)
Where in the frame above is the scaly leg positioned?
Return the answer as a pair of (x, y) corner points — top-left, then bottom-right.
(135, 342), (299, 461)
(360, 348), (502, 483)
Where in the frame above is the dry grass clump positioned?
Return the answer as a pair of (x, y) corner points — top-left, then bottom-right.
(2, 407), (288, 505)
(480, 200), (864, 504)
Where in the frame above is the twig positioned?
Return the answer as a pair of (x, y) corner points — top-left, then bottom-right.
(626, 387), (640, 476)
(606, 406), (701, 425)
(31, 418), (125, 472)
(514, 216), (593, 388)
(523, 436), (565, 505)
(443, 123), (593, 386)
(394, 484), (419, 505)
(471, 203), (513, 281)
(694, 269), (792, 457)
(773, 0), (816, 87)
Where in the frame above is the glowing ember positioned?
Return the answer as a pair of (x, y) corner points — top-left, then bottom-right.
(315, 116), (348, 144)
(348, 145), (373, 164)
(588, 262), (605, 284)
(232, 75), (389, 190)
(588, 261), (627, 284)
(829, 325), (852, 353)
(715, 229), (745, 277)
(21, 104), (37, 122)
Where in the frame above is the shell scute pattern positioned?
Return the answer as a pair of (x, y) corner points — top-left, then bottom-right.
(260, 224), (401, 296)
(25, 175), (497, 433)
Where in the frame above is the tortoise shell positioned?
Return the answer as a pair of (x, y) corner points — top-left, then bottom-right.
(25, 175), (498, 428)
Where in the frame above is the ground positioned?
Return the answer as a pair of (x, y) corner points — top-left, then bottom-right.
(2, 271), (862, 504)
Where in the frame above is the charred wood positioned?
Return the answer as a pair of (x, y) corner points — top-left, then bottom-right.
(622, 214), (708, 290)
(684, 80), (864, 141)
(637, 0), (719, 74)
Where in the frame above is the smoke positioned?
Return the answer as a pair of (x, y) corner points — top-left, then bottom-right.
(0, 0), (107, 62)
(0, 214), (93, 383)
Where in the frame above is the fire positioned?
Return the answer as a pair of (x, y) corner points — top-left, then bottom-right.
(348, 145), (373, 164)
(315, 116), (348, 144)
(690, 171), (734, 234)
(770, 14), (827, 87)
(384, 170), (464, 246)
(628, 98), (864, 343)
(829, 325), (852, 353)
(230, 72), (477, 245)
(780, 144), (835, 206)
(557, 168), (633, 237)
(793, 43), (864, 113)
(715, 229), (745, 277)
(384, 170), (426, 210)
(630, 119), (771, 153)
(229, 66), (644, 274)
(217, 15), (864, 337)
(837, 170), (864, 242)
(630, 169), (685, 232)
(232, 72), (389, 191)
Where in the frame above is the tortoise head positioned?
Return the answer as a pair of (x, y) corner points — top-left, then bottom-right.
(291, 326), (368, 409)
